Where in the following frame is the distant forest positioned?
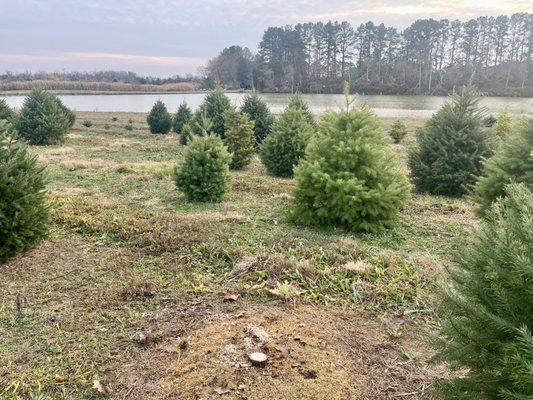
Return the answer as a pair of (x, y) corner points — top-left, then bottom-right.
(206, 13), (532, 96)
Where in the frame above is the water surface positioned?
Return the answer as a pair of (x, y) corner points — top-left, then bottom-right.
(3, 93), (532, 118)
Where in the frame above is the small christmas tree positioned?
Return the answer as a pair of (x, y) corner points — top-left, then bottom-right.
(493, 108), (513, 141)
(292, 105), (410, 232)
(197, 85), (231, 138)
(223, 107), (255, 170)
(173, 102), (192, 134)
(389, 119), (408, 143)
(179, 123), (194, 145)
(240, 92), (274, 144)
(15, 89), (71, 145)
(0, 99), (15, 122)
(174, 134), (232, 202)
(147, 100), (172, 134)
(287, 94), (316, 128)
(0, 121), (50, 261)
(259, 108), (313, 178)
(408, 87), (491, 197)
(432, 183), (533, 399)
(471, 120), (532, 216)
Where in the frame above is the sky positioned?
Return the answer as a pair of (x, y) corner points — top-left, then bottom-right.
(1, 0), (531, 77)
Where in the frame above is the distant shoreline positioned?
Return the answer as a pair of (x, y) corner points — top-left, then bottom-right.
(2, 89), (532, 98)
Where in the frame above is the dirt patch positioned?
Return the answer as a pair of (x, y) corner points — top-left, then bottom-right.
(119, 305), (437, 400)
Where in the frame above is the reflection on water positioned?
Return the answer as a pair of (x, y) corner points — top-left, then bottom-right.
(3, 92), (532, 118)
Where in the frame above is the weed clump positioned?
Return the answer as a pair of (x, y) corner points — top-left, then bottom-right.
(82, 120), (93, 128)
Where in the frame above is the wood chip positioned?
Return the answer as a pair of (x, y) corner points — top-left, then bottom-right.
(249, 352), (268, 367)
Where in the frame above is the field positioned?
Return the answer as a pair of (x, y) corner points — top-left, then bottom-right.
(0, 112), (477, 399)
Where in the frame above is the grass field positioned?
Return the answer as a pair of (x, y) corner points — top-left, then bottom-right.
(0, 112), (476, 399)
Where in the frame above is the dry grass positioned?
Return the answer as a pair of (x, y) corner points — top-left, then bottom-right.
(0, 111), (473, 399)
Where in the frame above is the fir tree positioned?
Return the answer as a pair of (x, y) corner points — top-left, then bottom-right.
(259, 107), (313, 178)
(55, 98), (76, 128)
(432, 183), (533, 399)
(15, 89), (71, 145)
(179, 123), (194, 145)
(389, 119), (408, 143)
(493, 108), (513, 141)
(0, 121), (50, 261)
(174, 134), (232, 202)
(408, 87), (491, 197)
(173, 102), (192, 134)
(240, 92), (274, 144)
(223, 107), (255, 170)
(0, 99), (15, 122)
(471, 120), (532, 216)
(197, 85), (231, 138)
(146, 100), (172, 134)
(292, 105), (411, 232)
(287, 94), (316, 128)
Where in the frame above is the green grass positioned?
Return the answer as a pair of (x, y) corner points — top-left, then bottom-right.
(0, 112), (474, 399)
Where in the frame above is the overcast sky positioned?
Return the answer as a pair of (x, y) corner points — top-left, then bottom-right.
(1, 0), (531, 77)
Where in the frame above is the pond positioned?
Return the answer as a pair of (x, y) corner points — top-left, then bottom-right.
(2, 92), (532, 118)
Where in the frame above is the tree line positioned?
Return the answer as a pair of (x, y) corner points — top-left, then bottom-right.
(205, 13), (532, 96)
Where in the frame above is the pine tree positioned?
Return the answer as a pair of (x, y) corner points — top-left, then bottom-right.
(493, 108), (513, 141)
(179, 123), (194, 145)
(146, 100), (172, 134)
(259, 108), (313, 178)
(173, 102), (193, 133)
(240, 92), (274, 144)
(292, 105), (411, 232)
(432, 183), (533, 399)
(287, 94), (316, 128)
(197, 85), (231, 138)
(471, 120), (532, 216)
(55, 98), (76, 128)
(223, 107), (255, 170)
(389, 119), (408, 143)
(408, 87), (491, 197)
(0, 99), (15, 122)
(0, 121), (50, 261)
(15, 89), (71, 145)
(174, 134), (232, 202)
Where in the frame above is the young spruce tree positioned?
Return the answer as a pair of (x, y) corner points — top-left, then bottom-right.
(292, 103), (411, 232)
(432, 183), (533, 399)
(259, 108), (313, 178)
(471, 120), (532, 216)
(197, 85), (231, 138)
(15, 89), (71, 145)
(240, 92), (274, 144)
(287, 94), (316, 128)
(147, 100), (172, 134)
(174, 134), (232, 202)
(223, 107), (255, 170)
(0, 121), (50, 261)
(173, 102), (192, 134)
(0, 99), (15, 123)
(408, 87), (491, 197)
(389, 119), (408, 143)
